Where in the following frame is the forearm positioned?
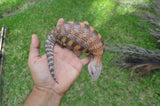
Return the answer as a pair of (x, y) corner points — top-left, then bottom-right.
(24, 86), (63, 106)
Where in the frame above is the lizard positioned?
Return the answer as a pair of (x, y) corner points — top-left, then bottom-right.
(45, 21), (105, 83)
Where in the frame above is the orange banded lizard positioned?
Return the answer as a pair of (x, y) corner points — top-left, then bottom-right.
(45, 21), (105, 83)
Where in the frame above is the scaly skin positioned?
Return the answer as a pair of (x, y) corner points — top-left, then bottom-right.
(45, 21), (105, 83)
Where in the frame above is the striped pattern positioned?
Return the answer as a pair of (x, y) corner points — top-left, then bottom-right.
(45, 21), (105, 83)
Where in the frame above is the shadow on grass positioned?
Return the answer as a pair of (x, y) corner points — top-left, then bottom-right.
(1, 0), (159, 105)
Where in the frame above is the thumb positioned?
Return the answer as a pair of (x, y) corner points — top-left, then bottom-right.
(29, 34), (40, 60)
(80, 55), (91, 67)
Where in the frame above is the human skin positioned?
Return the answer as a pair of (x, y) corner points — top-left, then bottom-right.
(23, 18), (91, 106)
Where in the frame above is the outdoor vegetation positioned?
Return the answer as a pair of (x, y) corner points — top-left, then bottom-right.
(0, 0), (160, 105)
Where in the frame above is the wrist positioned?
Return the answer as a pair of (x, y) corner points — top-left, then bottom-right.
(34, 86), (63, 105)
(24, 86), (63, 106)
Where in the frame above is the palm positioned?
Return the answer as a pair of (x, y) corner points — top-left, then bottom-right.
(29, 43), (89, 95)
(49, 44), (84, 94)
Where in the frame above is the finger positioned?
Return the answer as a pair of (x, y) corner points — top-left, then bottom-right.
(29, 34), (40, 60)
(80, 55), (91, 66)
(74, 50), (82, 57)
(57, 18), (65, 26)
(83, 21), (89, 25)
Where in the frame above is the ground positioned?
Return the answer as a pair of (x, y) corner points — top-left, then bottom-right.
(0, 0), (160, 105)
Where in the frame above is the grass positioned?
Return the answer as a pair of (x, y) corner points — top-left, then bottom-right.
(1, 0), (160, 105)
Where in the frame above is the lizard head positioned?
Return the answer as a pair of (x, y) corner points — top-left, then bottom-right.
(88, 56), (103, 82)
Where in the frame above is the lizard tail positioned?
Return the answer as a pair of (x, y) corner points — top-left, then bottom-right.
(45, 30), (58, 83)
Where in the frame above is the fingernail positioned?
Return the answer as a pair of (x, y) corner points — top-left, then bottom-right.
(32, 34), (36, 39)
(31, 35), (33, 41)
(32, 34), (35, 42)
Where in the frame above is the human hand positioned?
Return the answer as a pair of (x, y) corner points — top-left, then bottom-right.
(28, 18), (91, 97)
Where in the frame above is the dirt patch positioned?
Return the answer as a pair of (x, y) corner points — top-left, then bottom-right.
(1, 1), (35, 19)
